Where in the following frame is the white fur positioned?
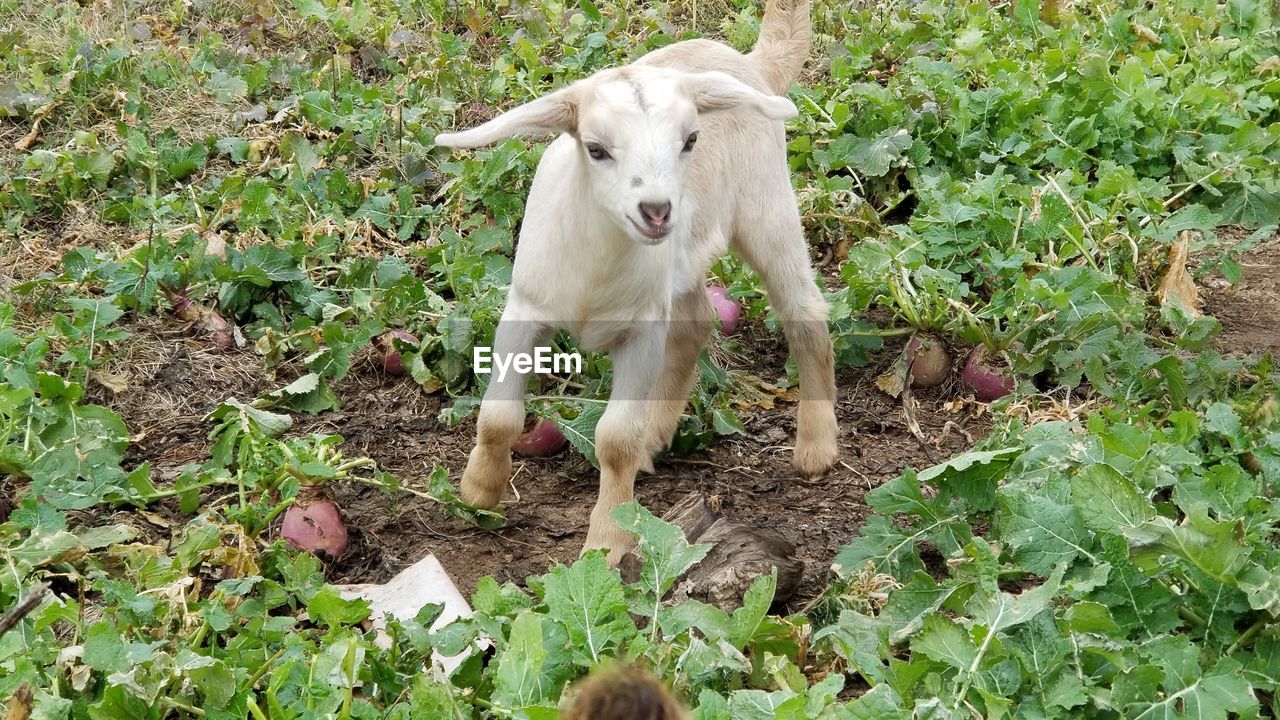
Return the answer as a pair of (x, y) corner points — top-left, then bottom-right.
(436, 1), (836, 564)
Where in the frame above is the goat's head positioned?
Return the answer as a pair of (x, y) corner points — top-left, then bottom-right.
(435, 67), (797, 246)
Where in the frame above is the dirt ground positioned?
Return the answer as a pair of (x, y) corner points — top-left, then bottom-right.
(1203, 230), (1280, 358)
(98, 313), (985, 610)
(65, 227), (1280, 611)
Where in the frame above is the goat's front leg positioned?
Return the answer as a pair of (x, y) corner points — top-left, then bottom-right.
(461, 305), (548, 509)
(641, 288), (717, 467)
(584, 326), (667, 564)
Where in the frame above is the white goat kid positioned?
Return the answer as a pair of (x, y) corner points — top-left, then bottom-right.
(435, 0), (837, 564)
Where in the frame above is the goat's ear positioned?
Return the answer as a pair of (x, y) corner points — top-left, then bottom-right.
(683, 72), (798, 121)
(435, 86), (579, 149)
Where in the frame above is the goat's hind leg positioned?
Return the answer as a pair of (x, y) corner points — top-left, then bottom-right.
(733, 216), (839, 478)
(461, 305), (548, 508)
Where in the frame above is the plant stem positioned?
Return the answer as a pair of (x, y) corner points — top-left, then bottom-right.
(161, 698), (205, 717)
(247, 699), (268, 720)
(1225, 615), (1270, 656)
(246, 648), (286, 689)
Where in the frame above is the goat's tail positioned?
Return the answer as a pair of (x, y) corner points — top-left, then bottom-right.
(748, 0), (812, 95)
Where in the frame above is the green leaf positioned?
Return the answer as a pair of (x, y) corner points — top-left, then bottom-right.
(82, 620), (127, 672)
(1204, 402), (1244, 448)
(306, 586), (371, 628)
(833, 515), (924, 578)
(1001, 488), (1093, 575)
(829, 684), (909, 719)
(1121, 660), (1258, 720)
(729, 571), (776, 649)
(612, 502), (712, 601)
(560, 402), (605, 468)
(205, 398), (293, 438)
(541, 553), (635, 666)
(1070, 464), (1155, 533)
(493, 611), (549, 707)
(176, 649), (235, 708)
(726, 689), (804, 720)
(918, 447), (1019, 512)
(911, 613), (976, 671)
(972, 565), (1065, 638)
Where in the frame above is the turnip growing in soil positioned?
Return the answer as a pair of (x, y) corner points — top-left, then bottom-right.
(162, 284), (237, 351)
(962, 345), (1016, 401)
(513, 417), (568, 457)
(281, 495), (348, 557)
(374, 330), (419, 376)
(904, 333), (951, 388)
(706, 285), (741, 334)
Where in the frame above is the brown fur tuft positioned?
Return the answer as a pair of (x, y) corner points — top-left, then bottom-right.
(561, 666), (688, 720)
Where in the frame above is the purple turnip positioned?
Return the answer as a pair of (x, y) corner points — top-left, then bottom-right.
(962, 346), (1016, 401)
(375, 330), (419, 376)
(281, 497), (348, 557)
(905, 334), (951, 388)
(707, 285), (741, 335)
(512, 418), (568, 457)
(164, 285), (237, 351)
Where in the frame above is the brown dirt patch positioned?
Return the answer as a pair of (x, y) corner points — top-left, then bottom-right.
(1204, 230), (1280, 358)
(96, 313), (986, 610)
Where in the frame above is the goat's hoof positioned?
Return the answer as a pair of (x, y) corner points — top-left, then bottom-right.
(582, 529), (636, 567)
(460, 448), (511, 508)
(793, 440), (837, 479)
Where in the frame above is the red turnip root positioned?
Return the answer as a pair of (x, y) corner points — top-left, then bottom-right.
(962, 346), (1016, 401)
(905, 334), (952, 388)
(375, 330), (419, 376)
(512, 418), (568, 457)
(707, 285), (741, 335)
(164, 286), (237, 351)
(281, 497), (348, 557)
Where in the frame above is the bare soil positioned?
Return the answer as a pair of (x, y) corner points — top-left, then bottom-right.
(75, 227), (1280, 610)
(98, 315), (987, 610)
(1204, 231), (1280, 358)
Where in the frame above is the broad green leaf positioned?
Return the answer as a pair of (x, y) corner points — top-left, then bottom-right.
(1070, 464), (1155, 533)
(911, 613), (976, 671)
(561, 402), (605, 468)
(493, 612), (549, 707)
(833, 515), (925, 579)
(204, 398), (293, 438)
(917, 447), (1019, 512)
(306, 586), (372, 628)
(1122, 661), (1258, 720)
(1001, 488), (1093, 575)
(730, 571), (776, 649)
(726, 689), (805, 720)
(612, 502), (712, 601)
(813, 610), (888, 684)
(829, 684), (909, 719)
(541, 553), (635, 666)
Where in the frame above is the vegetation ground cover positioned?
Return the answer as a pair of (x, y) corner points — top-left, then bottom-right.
(1, 0), (1279, 717)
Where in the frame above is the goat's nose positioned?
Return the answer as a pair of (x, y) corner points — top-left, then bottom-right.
(639, 200), (672, 227)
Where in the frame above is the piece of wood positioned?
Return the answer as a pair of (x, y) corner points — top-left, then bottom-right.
(677, 519), (803, 611)
(0, 583), (49, 639)
(618, 492), (803, 611)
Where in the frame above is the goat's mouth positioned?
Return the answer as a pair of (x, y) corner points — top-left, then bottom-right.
(628, 216), (671, 242)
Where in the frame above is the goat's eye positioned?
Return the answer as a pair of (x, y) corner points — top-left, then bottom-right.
(586, 143), (611, 161)
(682, 132), (699, 153)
